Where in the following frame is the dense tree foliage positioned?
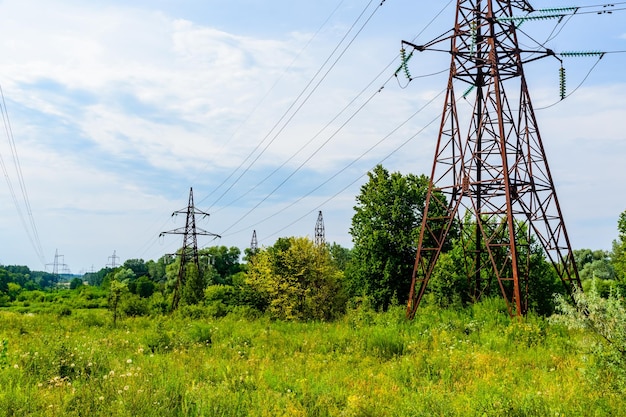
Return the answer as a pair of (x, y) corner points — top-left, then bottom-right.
(246, 237), (346, 321)
(347, 165), (429, 310)
(199, 246), (243, 284)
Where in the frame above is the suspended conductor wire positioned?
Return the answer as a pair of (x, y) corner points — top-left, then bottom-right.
(222, 87), (447, 238)
(192, 0), (347, 202)
(198, 0), (381, 210)
(256, 90), (450, 244)
(142, 0), (455, 257)
(134, 0), (349, 260)
(535, 53), (606, 110)
(212, 0), (454, 222)
(0, 84), (46, 266)
(212, 0), (454, 216)
(210, 56), (447, 217)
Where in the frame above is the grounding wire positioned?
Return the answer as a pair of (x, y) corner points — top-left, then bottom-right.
(197, 0), (380, 210)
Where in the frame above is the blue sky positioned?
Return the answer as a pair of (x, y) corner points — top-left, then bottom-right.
(0, 0), (624, 272)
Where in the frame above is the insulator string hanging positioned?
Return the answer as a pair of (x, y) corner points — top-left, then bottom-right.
(559, 65), (566, 100)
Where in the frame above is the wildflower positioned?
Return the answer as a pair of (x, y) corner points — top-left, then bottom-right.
(98, 396), (104, 401)
(13, 364), (18, 369)
(123, 385), (129, 391)
(126, 359), (132, 364)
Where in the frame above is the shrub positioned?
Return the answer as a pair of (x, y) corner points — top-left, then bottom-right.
(551, 286), (626, 391)
(121, 294), (150, 317)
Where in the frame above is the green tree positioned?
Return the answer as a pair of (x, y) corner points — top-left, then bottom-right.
(181, 262), (205, 306)
(123, 259), (148, 278)
(200, 246), (242, 284)
(246, 236), (346, 321)
(69, 277), (84, 290)
(611, 210), (626, 282)
(0, 269), (9, 294)
(135, 276), (156, 298)
(108, 279), (128, 326)
(329, 243), (352, 271)
(347, 165), (429, 310)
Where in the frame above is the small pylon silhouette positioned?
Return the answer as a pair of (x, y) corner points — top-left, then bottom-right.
(315, 211), (325, 247)
(160, 187), (220, 310)
(250, 230), (258, 253)
(404, 0), (582, 318)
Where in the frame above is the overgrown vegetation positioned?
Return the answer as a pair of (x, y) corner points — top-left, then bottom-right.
(0, 299), (625, 416)
(1, 165), (625, 415)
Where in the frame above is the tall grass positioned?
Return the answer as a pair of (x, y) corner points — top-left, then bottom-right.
(0, 300), (623, 416)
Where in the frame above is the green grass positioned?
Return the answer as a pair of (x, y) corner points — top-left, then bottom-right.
(0, 302), (624, 416)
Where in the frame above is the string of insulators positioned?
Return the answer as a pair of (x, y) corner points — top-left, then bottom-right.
(559, 66), (566, 100)
(534, 7), (578, 14)
(560, 50), (604, 57)
(470, 21), (477, 56)
(395, 48), (413, 80)
(462, 85), (475, 99)
(498, 13), (567, 23)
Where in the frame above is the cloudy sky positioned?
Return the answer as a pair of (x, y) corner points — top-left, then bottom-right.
(0, 0), (624, 273)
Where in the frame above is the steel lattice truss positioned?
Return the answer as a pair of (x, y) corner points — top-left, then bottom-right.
(160, 187), (220, 310)
(406, 0), (581, 318)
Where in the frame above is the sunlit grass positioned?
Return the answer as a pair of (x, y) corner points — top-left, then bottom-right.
(0, 301), (623, 416)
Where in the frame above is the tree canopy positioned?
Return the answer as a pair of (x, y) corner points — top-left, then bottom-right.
(246, 236), (346, 321)
(347, 165), (429, 310)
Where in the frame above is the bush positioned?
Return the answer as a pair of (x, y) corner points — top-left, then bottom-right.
(57, 306), (72, 317)
(121, 295), (150, 317)
(551, 286), (626, 391)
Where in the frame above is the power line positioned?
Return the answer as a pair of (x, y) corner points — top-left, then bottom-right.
(213, 2), (456, 235)
(224, 87), (448, 239)
(200, 0), (383, 210)
(138, 1), (457, 259)
(133, 0), (352, 261)
(0, 84), (46, 266)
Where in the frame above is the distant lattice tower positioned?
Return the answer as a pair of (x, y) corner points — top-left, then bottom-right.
(315, 211), (325, 246)
(46, 249), (68, 285)
(160, 188), (220, 310)
(403, 0), (582, 318)
(107, 250), (120, 268)
(250, 230), (258, 253)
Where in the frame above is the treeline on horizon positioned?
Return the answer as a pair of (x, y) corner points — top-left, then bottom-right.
(1, 165), (626, 320)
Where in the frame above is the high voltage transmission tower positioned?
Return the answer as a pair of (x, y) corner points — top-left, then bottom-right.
(46, 249), (69, 285)
(160, 188), (220, 310)
(250, 230), (258, 253)
(402, 0), (583, 318)
(315, 211), (325, 247)
(107, 250), (120, 268)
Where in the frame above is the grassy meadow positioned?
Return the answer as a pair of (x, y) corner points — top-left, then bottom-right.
(0, 297), (624, 417)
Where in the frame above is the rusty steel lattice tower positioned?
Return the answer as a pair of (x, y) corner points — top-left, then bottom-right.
(405, 0), (582, 318)
(160, 187), (220, 310)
